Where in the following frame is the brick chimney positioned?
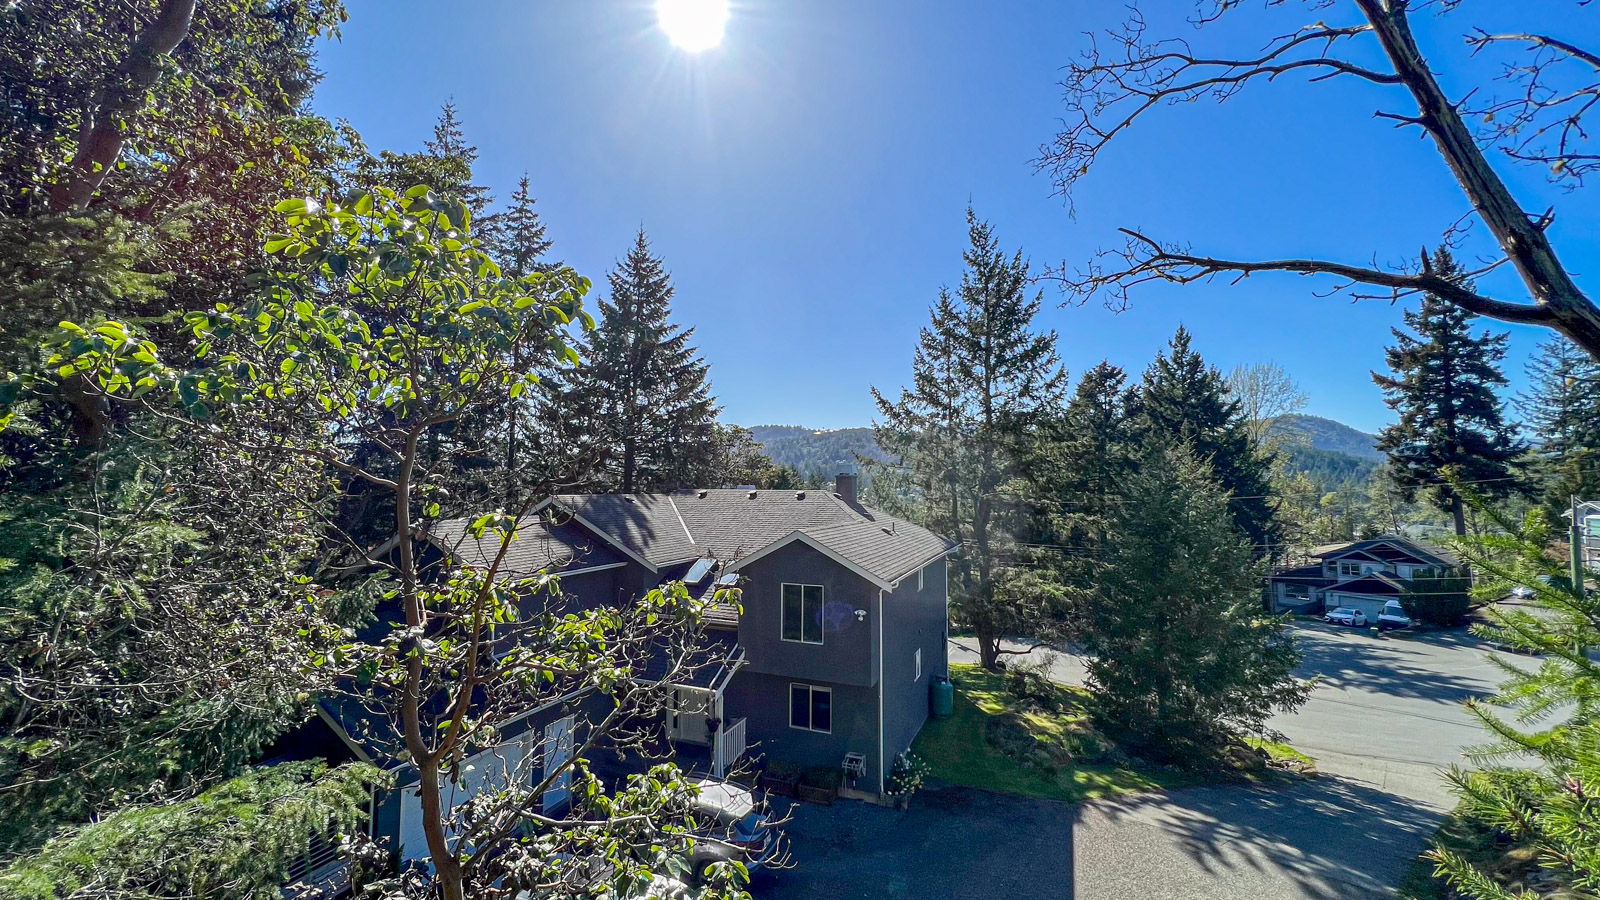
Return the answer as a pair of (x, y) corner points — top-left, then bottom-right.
(835, 473), (858, 505)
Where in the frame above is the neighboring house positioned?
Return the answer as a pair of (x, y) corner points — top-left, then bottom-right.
(271, 474), (955, 877)
(1575, 499), (1600, 571)
(1269, 534), (1459, 620)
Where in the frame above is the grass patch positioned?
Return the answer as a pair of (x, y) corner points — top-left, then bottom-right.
(911, 663), (1205, 802)
(1244, 736), (1315, 769)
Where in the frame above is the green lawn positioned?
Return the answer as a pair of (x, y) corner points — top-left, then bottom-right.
(911, 663), (1206, 802)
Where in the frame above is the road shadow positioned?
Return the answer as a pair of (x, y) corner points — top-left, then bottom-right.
(1291, 624), (1492, 703)
(1079, 776), (1442, 899)
(769, 784), (1076, 899)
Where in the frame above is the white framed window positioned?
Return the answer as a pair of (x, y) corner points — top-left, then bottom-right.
(781, 583), (825, 644)
(1338, 561), (1362, 577)
(914, 648), (922, 681)
(788, 683), (832, 733)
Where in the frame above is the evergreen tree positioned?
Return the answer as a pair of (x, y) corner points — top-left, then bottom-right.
(1138, 327), (1282, 554)
(870, 209), (1067, 669)
(541, 230), (721, 493)
(1522, 334), (1600, 521)
(363, 102), (493, 219)
(1047, 361), (1140, 547)
(483, 174), (555, 279)
(1425, 508), (1600, 899)
(1373, 248), (1525, 536)
(1081, 445), (1308, 762)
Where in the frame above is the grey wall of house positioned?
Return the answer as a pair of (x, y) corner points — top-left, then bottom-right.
(879, 558), (948, 775)
(723, 669), (882, 790)
(737, 542), (877, 686)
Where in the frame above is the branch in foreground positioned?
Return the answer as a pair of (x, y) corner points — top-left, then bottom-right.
(1047, 228), (1558, 327)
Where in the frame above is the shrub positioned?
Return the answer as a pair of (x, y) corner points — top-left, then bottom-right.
(1402, 567), (1473, 626)
(884, 752), (930, 797)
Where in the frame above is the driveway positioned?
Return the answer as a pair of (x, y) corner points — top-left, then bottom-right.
(764, 623), (1503, 899)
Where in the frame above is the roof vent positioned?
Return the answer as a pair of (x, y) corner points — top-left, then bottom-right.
(747, 490), (758, 499)
(796, 490), (806, 500)
(697, 490), (708, 499)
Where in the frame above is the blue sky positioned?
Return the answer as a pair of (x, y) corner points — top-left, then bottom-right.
(309, 1), (1596, 434)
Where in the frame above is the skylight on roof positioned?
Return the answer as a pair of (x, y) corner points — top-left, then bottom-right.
(716, 572), (739, 586)
(684, 557), (716, 585)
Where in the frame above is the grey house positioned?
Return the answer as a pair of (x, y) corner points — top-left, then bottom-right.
(280, 475), (955, 879)
(1269, 534), (1459, 619)
(442, 475), (957, 797)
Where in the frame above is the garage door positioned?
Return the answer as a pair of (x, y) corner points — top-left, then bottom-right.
(1329, 594), (1386, 622)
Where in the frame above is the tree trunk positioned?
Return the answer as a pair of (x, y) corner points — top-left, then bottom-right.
(976, 624), (1001, 670)
(1360, 0), (1600, 356)
(47, 0), (198, 213)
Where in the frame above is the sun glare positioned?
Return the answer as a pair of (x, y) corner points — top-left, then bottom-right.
(656, 0), (729, 52)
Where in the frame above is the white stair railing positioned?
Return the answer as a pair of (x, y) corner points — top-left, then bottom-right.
(712, 717), (747, 778)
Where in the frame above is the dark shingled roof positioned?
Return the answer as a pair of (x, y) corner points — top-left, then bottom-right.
(425, 516), (628, 578)
(1310, 535), (1458, 567)
(553, 489), (955, 585)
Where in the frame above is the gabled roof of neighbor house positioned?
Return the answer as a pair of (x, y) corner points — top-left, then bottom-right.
(1325, 571), (1410, 596)
(1309, 534), (1457, 567)
(425, 516), (630, 578)
(430, 489), (956, 590)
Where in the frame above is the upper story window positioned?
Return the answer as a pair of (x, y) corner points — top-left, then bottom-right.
(781, 583), (825, 644)
(1338, 561), (1362, 577)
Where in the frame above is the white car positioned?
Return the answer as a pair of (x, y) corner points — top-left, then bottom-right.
(1376, 599), (1413, 631)
(1324, 606), (1367, 628)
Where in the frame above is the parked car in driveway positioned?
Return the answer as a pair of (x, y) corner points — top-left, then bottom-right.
(685, 778), (781, 884)
(1325, 606), (1367, 627)
(1376, 599), (1413, 631)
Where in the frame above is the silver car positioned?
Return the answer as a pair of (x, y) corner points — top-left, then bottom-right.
(1324, 606), (1367, 627)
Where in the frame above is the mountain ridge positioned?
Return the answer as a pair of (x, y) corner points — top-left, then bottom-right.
(746, 414), (1384, 481)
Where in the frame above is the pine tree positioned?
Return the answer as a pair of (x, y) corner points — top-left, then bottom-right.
(1046, 361), (1140, 548)
(871, 209), (1067, 669)
(482, 173), (554, 279)
(1138, 327), (1281, 554)
(1522, 334), (1600, 521)
(1081, 445), (1308, 762)
(540, 230), (720, 493)
(364, 102), (493, 218)
(1373, 247), (1525, 536)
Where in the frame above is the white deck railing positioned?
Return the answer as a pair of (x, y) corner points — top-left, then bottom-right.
(712, 717), (747, 778)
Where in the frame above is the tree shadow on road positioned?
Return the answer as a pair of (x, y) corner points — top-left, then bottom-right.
(1080, 775), (1443, 899)
(1293, 624), (1494, 703)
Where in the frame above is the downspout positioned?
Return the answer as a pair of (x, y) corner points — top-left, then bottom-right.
(877, 587), (886, 795)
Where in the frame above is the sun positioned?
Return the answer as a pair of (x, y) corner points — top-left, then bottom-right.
(656, 0), (729, 52)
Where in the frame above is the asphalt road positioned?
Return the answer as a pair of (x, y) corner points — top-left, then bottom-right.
(766, 622), (1505, 899)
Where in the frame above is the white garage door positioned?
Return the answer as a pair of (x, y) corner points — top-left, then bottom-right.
(397, 740), (531, 865)
(1328, 593), (1387, 622)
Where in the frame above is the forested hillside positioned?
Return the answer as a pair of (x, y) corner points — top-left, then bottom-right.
(748, 414), (1382, 491)
(1267, 414), (1382, 462)
(745, 425), (887, 479)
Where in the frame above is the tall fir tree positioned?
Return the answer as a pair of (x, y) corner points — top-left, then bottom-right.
(1046, 361), (1140, 548)
(1138, 327), (1282, 554)
(362, 102), (493, 219)
(1522, 334), (1600, 521)
(1373, 247), (1525, 536)
(483, 173), (555, 279)
(871, 209), (1067, 669)
(540, 230), (721, 493)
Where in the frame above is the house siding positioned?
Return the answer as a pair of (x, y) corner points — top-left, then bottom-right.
(879, 558), (948, 782)
(722, 669), (882, 790)
(736, 542), (878, 687)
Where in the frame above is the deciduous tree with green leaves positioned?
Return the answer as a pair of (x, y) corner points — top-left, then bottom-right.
(31, 188), (752, 900)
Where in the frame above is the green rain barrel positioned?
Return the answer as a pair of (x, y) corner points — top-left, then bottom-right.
(931, 676), (954, 717)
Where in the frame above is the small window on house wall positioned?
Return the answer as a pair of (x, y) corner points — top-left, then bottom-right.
(789, 683), (832, 733)
(1339, 561), (1361, 577)
(781, 583), (824, 644)
(914, 648), (922, 681)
